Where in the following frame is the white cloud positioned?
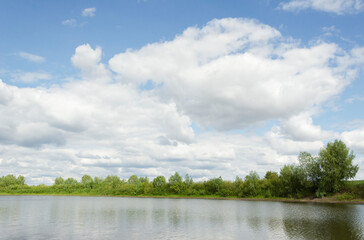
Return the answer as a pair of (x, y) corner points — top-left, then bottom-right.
(265, 129), (324, 155)
(342, 128), (364, 154)
(277, 112), (337, 141)
(82, 7), (96, 17)
(71, 44), (111, 82)
(109, 18), (354, 131)
(279, 0), (364, 14)
(0, 80), (13, 104)
(12, 72), (52, 83)
(1, 18), (364, 184)
(18, 52), (45, 63)
(62, 19), (77, 26)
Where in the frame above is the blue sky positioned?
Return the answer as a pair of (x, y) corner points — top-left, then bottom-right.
(1, 0), (364, 184)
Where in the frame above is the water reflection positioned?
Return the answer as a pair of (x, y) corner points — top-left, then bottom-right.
(0, 196), (363, 239)
(282, 203), (364, 240)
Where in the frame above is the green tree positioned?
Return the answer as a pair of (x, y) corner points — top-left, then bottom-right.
(64, 178), (78, 185)
(81, 175), (94, 189)
(16, 175), (25, 185)
(263, 171), (281, 197)
(93, 177), (103, 186)
(218, 181), (235, 197)
(184, 174), (194, 195)
(298, 152), (322, 194)
(234, 176), (244, 197)
(0, 175), (21, 187)
(242, 171), (261, 197)
(139, 176), (149, 183)
(280, 164), (308, 197)
(104, 175), (122, 188)
(127, 175), (141, 195)
(153, 176), (167, 195)
(54, 177), (65, 185)
(184, 174), (193, 187)
(318, 140), (358, 193)
(128, 175), (140, 185)
(205, 177), (223, 195)
(168, 172), (183, 194)
(138, 177), (152, 194)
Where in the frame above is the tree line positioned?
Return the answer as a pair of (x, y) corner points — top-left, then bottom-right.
(1, 140), (362, 199)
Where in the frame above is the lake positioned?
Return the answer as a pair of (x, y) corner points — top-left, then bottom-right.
(0, 195), (363, 239)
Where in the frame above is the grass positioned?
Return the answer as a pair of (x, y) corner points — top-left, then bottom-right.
(2, 192), (363, 204)
(347, 180), (364, 186)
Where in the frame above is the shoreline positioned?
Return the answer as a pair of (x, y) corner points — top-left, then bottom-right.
(1, 193), (363, 204)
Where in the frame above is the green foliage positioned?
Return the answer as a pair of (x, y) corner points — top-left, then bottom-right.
(104, 175), (122, 189)
(183, 174), (194, 195)
(54, 177), (65, 185)
(139, 176), (149, 183)
(218, 181), (235, 197)
(263, 171), (281, 197)
(64, 178), (79, 185)
(184, 174), (193, 187)
(168, 172), (184, 194)
(17, 176), (25, 185)
(335, 193), (355, 201)
(318, 140), (358, 193)
(241, 171), (261, 197)
(191, 182), (206, 195)
(93, 177), (103, 185)
(298, 152), (321, 190)
(81, 175), (94, 189)
(0, 175), (26, 187)
(168, 172), (182, 185)
(280, 164), (308, 198)
(204, 177), (223, 195)
(315, 189), (326, 198)
(128, 175), (140, 185)
(153, 176), (167, 195)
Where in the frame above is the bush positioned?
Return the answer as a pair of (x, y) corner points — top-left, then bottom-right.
(335, 193), (355, 201)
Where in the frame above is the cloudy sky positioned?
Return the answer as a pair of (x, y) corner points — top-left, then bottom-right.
(1, 0), (364, 185)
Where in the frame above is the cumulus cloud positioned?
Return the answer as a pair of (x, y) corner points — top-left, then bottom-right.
(82, 7), (96, 17)
(109, 18), (354, 130)
(18, 52), (45, 63)
(1, 18), (364, 184)
(0, 80), (13, 104)
(342, 128), (364, 154)
(279, 0), (364, 14)
(0, 75), (196, 183)
(71, 44), (111, 82)
(277, 112), (337, 141)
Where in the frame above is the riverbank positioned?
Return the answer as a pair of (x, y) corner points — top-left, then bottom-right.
(1, 192), (363, 204)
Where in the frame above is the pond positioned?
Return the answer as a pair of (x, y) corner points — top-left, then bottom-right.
(0, 196), (363, 239)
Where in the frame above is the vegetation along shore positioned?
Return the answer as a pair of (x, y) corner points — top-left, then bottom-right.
(1, 140), (363, 203)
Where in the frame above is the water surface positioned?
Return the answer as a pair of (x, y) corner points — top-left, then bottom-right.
(0, 196), (363, 239)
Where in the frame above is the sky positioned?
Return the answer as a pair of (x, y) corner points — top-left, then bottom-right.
(1, 0), (364, 185)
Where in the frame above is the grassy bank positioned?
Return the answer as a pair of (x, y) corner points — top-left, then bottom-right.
(1, 191), (364, 204)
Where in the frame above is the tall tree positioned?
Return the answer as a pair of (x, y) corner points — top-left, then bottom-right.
(128, 175), (140, 185)
(168, 172), (183, 194)
(81, 175), (94, 189)
(54, 177), (65, 185)
(153, 176), (167, 194)
(298, 152), (321, 191)
(318, 140), (358, 193)
(242, 171), (261, 197)
(280, 164), (308, 197)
